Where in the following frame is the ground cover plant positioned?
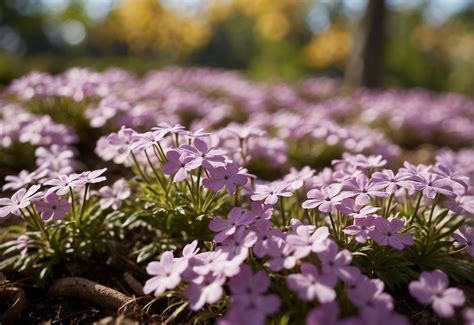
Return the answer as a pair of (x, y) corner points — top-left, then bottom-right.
(0, 67), (473, 324)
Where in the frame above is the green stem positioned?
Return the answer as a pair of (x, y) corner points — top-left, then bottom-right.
(409, 192), (423, 223)
(279, 198), (287, 227)
(427, 194), (439, 227)
(384, 194), (394, 218)
(131, 152), (148, 182)
(69, 187), (77, 221)
(328, 212), (338, 240)
(79, 184), (90, 224)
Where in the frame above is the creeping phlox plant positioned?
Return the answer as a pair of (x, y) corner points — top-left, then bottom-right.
(1, 68), (474, 324)
(69, 124), (474, 323)
(0, 167), (128, 282)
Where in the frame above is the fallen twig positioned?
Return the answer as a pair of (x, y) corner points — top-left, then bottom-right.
(0, 286), (26, 325)
(48, 277), (132, 311)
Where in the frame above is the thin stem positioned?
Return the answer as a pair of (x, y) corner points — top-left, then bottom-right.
(69, 187), (77, 220)
(145, 150), (167, 191)
(328, 212), (338, 239)
(196, 167), (202, 209)
(409, 192), (423, 223)
(427, 194), (439, 227)
(131, 152), (148, 182)
(279, 198), (287, 227)
(384, 194), (394, 218)
(79, 184), (90, 223)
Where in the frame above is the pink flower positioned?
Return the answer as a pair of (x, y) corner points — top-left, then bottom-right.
(317, 240), (359, 283)
(409, 269), (465, 318)
(180, 138), (226, 169)
(0, 185), (44, 218)
(370, 217), (413, 250)
(17, 234), (30, 256)
(343, 216), (377, 243)
(336, 198), (379, 218)
(185, 273), (226, 311)
(225, 265), (281, 325)
(305, 302), (339, 325)
(287, 263), (336, 303)
(371, 169), (412, 195)
(347, 276), (393, 311)
(251, 220), (283, 258)
(162, 150), (193, 182)
(286, 225), (329, 259)
(98, 178), (131, 210)
(265, 237), (297, 271)
(131, 130), (167, 151)
(251, 181), (292, 205)
(218, 228), (257, 262)
(143, 251), (187, 296)
(302, 184), (351, 213)
(44, 173), (85, 195)
(2, 169), (47, 191)
(411, 173), (455, 199)
(36, 192), (71, 221)
(452, 226), (473, 257)
(202, 163), (248, 194)
(284, 166), (315, 191)
(343, 174), (387, 206)
(209, 207), (254, 243)
(80, 168), (107, 184)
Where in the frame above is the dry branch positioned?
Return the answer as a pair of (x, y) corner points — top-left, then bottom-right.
(123, 272), (144, 296)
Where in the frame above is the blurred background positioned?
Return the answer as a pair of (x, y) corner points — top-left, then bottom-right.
(0, 0), (473, 94)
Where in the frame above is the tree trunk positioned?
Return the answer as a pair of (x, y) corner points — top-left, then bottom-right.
(345, 0), (386, 88)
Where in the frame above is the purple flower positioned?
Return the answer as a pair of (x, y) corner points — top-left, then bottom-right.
(36, 192), (71, 221)
(152, 122), (185, 136)
(106, 127), (138, 163)
(336, 198), (379, 218)
(358, 302), (409, 325)
(180, 138), (226, 169)
(228, 265), (281, 318)
(347, 276), (393, 311)
(209, 207), (254, 243)
(17, 234), (30, 256)
(317, 240), (359, 283)
(251, 181), (292, 205)
(343, 174), (387, 206)
(162, 150), (194, 182)
(343, 216), (377, 243)
(218, 228), (258, 262)
(409, 270), (465, 318)
(284, 166), (315, 191)
(305, 302), (339, 325)
(131, 130), (167, 151)
(371, 169), (411, 195)
(35, 145), (76, 174)
(265, 237), (297, 271)
(411, 173), (455, 199)
(370, 217), (413, 250)
(0, 185), (44, 218)
(452, 226), (473, 257)
(98, 178), (131, 210)
(80, 168), (107, 184)
(286, 225), (329, 259)
(432, 163), (469, 191)
(143, 251), (187, 296)
(185, 273), (226, 311)
(248, 201), (273, 221)
(202, 163), (248, 194)
(347, 154), (387, 169)
(302, 184), (351, 213)
(2, 169), (47, 191)
(44, 173), (85, 195)
(251, 220), (282, 258)
(287, 263), (336, 303)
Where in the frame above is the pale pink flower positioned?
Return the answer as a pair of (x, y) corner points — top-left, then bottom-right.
(144, 251), (187, 296)
(251, 181), (292, 205)
(409, 270), (465, 318)
(286, 225), (329, 259)
(287, 263), (337, 303)
(0, 185), (44, 218)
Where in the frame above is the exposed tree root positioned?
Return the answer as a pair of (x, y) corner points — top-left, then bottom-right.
(48, 277), (132, 311)
(0, 286), (26, 325)
(123, 272), (144, 296)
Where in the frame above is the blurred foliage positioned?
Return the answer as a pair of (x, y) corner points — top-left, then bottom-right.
(0, 0), (473, 94)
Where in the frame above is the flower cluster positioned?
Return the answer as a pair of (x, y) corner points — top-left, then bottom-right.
(1, 68), (473, 324)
